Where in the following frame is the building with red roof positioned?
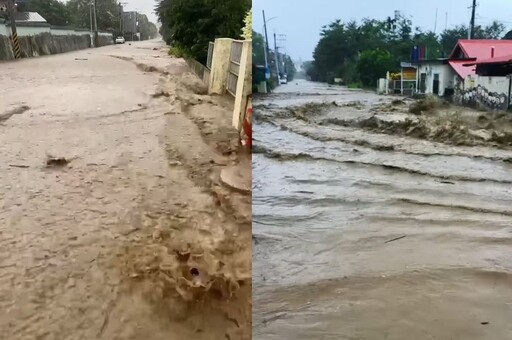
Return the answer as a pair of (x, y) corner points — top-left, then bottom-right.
(409, 39), (512, 107)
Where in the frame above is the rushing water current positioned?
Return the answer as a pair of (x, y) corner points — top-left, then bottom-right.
(253, 80), (512, 340)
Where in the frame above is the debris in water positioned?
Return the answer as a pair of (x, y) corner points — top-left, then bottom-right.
(481, 321), (490, 325)
(385, 235), (407, 243)
(45, 156), (70, 167)
(9, 164), (29, 168)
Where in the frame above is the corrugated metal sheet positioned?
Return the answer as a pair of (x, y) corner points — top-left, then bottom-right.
(14, 11), (46, 23)
(449, 40), (512, 78)
(449, 60), (476, 79)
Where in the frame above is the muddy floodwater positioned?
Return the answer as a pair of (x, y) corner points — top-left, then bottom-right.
(253, 80), (512, 339)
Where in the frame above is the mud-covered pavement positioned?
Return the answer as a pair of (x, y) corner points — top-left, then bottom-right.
(0, 40), (251, 340)
(253, 80), (512, 339)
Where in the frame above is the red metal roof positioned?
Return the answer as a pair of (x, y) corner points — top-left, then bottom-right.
(449, 60), (476, 79)
(462, 54), (512, 66)
(449, 39), (512, 77)
(451, 39), (512, 59)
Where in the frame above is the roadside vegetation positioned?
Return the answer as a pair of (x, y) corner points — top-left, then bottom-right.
(9, 0), (157, 40)
(155, 0), (251, 64)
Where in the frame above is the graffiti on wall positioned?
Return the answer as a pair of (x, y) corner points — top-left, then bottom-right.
(454, 84), (509, 111)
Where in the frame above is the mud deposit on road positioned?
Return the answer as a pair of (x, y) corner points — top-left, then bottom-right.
(253, 80), (512, 340)
(0, 41), (250, 340)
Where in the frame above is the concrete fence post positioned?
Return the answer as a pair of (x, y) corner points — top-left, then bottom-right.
(232, 40), (252, 130)
(208, 38), (234, 94)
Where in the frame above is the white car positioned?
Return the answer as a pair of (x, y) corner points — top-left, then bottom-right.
(279, 77), (288, 84)
(115, 37), (125, 44)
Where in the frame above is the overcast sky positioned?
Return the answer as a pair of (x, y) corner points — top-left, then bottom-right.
(253, 0), (512, 61)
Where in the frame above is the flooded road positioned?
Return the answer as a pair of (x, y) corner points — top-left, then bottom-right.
(253, 80), (512, 339)
(0, 40), (250, 340)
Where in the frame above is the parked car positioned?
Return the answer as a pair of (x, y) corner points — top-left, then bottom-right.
(279, 76), (288, 85)
(115, 37), (125, 44)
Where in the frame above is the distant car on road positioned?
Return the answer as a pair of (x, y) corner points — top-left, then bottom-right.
(279, 76), (288, 85)
(115, 37), (125, 44)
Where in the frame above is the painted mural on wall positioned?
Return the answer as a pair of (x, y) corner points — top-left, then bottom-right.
(455, 84), (509, 111)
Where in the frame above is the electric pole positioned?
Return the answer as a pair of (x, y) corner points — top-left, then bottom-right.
(262, 10), (270, 75)
(93, 0), (98, 46)
(6, 0), (21, 59)
(273, 32), (280, 79)
(276, 34), (287, 75)
(469, 0), (476, 39)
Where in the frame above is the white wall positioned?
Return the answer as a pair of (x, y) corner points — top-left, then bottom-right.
(51, 28), (84, 36)
(476, 75), (509, 94)
(0, 23), (8, 36)
(417, 63), (455, 96)
(16, 26), (51, 36)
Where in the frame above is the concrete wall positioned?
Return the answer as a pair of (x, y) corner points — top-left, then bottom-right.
(16, 25), (51, 36)
(186, 38), (252, 132)
(417, 63), (455, 96)
(0, 24), (113, 61)
(455, 75), (511, 111)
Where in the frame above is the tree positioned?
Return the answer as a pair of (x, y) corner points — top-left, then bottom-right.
(241, 9), (251, 40)
(22, 0), (70, 26)
(440, 21), (506, 55)
(504, 30), (512, 40)
(66, 0), (121, 32)
(357, 49), (394, 86)
(252, 30), (266, 65)
(155, 0), (250, 63)
(284, 55), (296, 81)
(137, 14), (158, 40)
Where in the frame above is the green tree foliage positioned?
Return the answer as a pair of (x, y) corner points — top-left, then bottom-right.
(311, 13), (508, 85)
(155, 0), (250, 64)
(284, 55), (296, 81)
(22, 0), (70, 26)
(504, 30), (512, 40)
(356, 49), (394, 86)
(65, 0), (121, 32)
(137, 14), (158, 40)
(252, 30), (266, 65)
(18, 0), (156, 40)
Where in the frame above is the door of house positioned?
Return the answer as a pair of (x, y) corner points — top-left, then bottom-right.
(420, 73), (427, 93)
(433, 73), (440, 95)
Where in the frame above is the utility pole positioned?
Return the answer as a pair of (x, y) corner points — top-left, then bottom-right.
(276, 34), (287, 75)
(262, 10), (270, 77)
(273, 32), (280, 79)
(89, 2), (93, 46)
(433, 8), (438, 34)
(7, 0), (21, 59)
(93, 0), (98, 47)
(469, 0), (476, 39)
(445, 12), (448, 32)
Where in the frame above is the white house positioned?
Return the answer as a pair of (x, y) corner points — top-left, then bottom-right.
(413, 58), (456, 97)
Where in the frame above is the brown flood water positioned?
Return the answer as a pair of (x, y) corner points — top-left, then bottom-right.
(253, 80), (512, 339)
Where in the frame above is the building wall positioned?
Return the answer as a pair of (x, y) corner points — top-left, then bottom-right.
(455, 75), (510, 110)
(417, 63), (455, 96)
(15, 25), (50, 36)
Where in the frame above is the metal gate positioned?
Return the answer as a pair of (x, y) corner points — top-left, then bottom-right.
(206, 42), (214, 69)
(227, 41), (243, 96)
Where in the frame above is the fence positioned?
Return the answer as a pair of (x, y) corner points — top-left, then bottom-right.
(185, 57), (210, 89)
(227, 40), (243, 96)
(185, 38), (251, 132)
(207, 42), (214, 69)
